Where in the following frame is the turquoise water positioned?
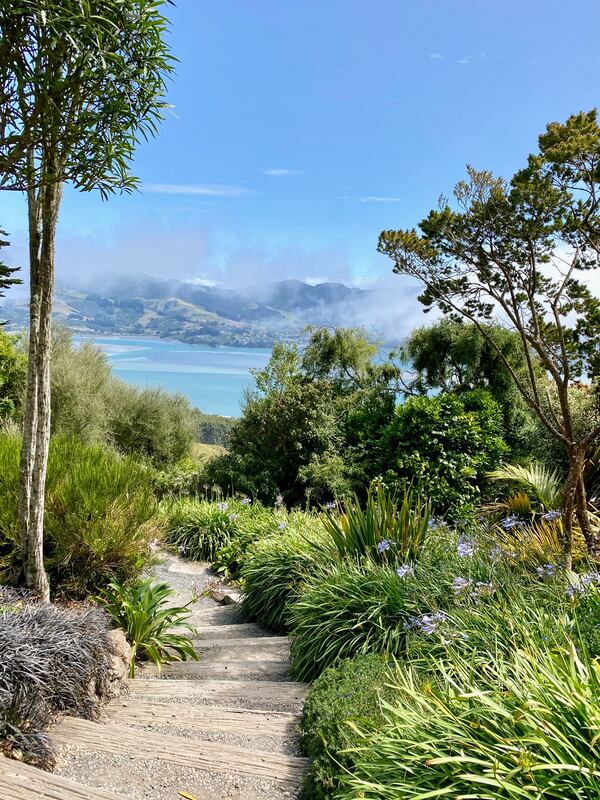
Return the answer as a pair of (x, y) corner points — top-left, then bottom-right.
(79, 335), (271, 417)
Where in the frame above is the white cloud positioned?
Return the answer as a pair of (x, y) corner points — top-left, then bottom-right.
(144, 183), (250, 197)
(457, 55), (472, 64)
(428, 52), (444, 60)
(261, 168), (302, 177)
(355, 196), (403, 203)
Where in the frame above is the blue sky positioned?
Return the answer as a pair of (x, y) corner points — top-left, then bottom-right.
(3, 0), (600, 290)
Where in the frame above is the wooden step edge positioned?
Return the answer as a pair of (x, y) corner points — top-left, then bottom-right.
(0, 755), (132, 800)
(51, 717), (309, 786)
(126, 677), (308, 699)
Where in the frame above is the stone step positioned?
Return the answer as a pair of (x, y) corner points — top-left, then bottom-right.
(140, 659), (292, 680)
(194, 622), (272, 639)
(107, 699), (300, 736)
(186, 604), (245, 626)
(191, 636), (290, 662)
(0, 755), (131, 800)
(51, 717), (309, 788)
(127, 678), (308, 710)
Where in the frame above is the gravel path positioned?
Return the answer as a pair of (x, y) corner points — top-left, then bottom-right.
(51, 550), (309, 800)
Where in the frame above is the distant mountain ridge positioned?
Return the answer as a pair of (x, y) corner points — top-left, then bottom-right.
(4, 275), (403, 347)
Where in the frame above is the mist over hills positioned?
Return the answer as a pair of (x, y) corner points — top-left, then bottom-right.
(3, 274), (410, 347)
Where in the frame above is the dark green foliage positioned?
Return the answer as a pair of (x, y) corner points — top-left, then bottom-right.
(0, 229), (21, 326)
(572, 581), (600, 659)
(383, 389), (507, 517)
(399, 320), (541, 455)
(300, 653), (395, 800)
(241, 524), (327, 633)
(0, 594), (115, 767)
(0, 435), (159, 596)
(96, 579), (198, 677)
(0, 330), (26, 421)
(194, 410), (237, 446)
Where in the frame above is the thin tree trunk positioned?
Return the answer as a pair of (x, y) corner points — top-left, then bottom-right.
(18, 164), (62, 602)
(562, 449), (583, 571)
(575, 472), (596, 556)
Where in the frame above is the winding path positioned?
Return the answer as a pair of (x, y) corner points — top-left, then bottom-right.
(0, 553), (309, 800)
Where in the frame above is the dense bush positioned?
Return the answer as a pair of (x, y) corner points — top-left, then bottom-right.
(300, 653), (395, 800)
(108, 382), (196, 466)
(382, 389), (507, 517)
(337, 644), (600, 799)
(241, 520), (327, 633)
(0, 330), (26, 422)
(0, 435), (160, 596)
(49, 329), (196, 466)
(194, 409), (237, 446)
(0, 593), (116, 767)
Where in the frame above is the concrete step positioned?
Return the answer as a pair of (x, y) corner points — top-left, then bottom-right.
(191, 636), (290, 662)
(139, 659), (292, 680)
(194, 622), (272, 639)
(127, 678), (308, 710)
(51, 717), (309, 788)
(0, 755), (132, 800)
(107, 699), (300, 736)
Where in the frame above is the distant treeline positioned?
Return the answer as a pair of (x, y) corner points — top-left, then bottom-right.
(194, 411), (237, 447)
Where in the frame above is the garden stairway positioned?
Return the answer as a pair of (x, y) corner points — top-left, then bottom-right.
(0, 554), (309, 800)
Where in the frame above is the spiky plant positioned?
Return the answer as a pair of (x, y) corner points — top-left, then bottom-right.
(487, 461), (563, 511)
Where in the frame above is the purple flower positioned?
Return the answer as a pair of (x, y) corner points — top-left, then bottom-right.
(229, 513), (239, 521)
(405, 611), (447, 635)
(490, 545), (503, 563)
(474, 581), (494, 597)
(178, 544), (187, 556)
(542, 509), (562, 521)
(536, 563), (558, 578)
(377, 539), (391, 554)
(278, 521), (287, 531)
(240, 497), (252, 505)
(324, 501), (337, 511)
(428, 517), (443, 530)
(217, 501), (229, 511)
(567, 584), (585, 598)
(501, 515), (525, 531)
(457, 536), (476, 558)
(452, 576), (472, 594)
(582, 572), (600, 586)
(396, 564), (415, 579)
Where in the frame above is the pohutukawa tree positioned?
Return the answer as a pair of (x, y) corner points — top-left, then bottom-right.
(0, 1), (174, 599)
(378, 110), (600, 564)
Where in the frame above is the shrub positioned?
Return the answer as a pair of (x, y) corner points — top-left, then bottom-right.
(165, 498), (244, 562)
(320, 481), (430, 564)
(96, 579), (198, 677)
(0, 330), (26, 421)
(0, 592), (116, 767)
(300, 653), (395, 800)
(382, 389), (507, 518)
(337, 644), (600, 799)
(0, 435), (160, 596)
(212, 505), (284, 578)
(241, 521), (327, 633)
(108, 382), (195, 466)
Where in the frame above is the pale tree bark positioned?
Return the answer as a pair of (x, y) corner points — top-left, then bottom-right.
(18, 152), (62, 602)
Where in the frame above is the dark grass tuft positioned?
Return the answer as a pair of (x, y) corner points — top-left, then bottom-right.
(0, 594), (116, 768)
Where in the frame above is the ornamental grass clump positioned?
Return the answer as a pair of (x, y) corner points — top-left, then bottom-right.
(241, 519), (328, 633)
(164, 497), (272, 562)
(289, 559), (446, 681)
(0, 592), (115, 768)
(337, 642), (600, 799)
(320, 481), (431, 564)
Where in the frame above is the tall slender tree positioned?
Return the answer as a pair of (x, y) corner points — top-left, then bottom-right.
(378, 110), (600, 564)
(0, 1), (174, 599)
